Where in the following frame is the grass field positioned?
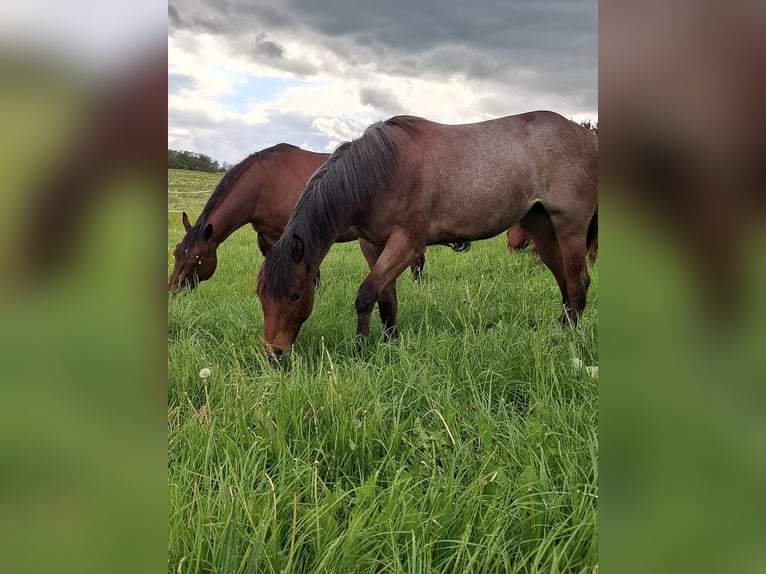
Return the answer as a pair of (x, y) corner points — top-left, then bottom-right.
(168, 169), (598, 573)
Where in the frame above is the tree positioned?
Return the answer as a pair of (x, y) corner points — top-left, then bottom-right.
(578, 119), (598, 135)
(167, 149), (221, 172)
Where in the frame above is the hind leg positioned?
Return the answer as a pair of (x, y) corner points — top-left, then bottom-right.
(587, 234), (598, 266)
(520, 206), (568, 311)
(549, 217), (590, 325)
(410, 253), (425, 281)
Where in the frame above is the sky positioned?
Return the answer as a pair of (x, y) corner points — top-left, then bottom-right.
(0, 2), (164, 69)
(168, 0), (597, 166)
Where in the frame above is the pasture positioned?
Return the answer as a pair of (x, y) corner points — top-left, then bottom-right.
(168, 169), (598, 573)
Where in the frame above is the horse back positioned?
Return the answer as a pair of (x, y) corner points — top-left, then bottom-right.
(385, 112), (597, 242)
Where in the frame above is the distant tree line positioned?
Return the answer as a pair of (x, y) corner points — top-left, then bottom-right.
(168, 149), (226, 173)
(578, 119), (598, 135)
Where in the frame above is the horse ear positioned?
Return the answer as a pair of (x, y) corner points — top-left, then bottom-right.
(290, 234), (305, 263)
(203, 223), (213, 241)
(182, 211), (191, 232)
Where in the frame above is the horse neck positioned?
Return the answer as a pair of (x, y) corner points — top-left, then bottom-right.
(293, 194), (360, 272)
(203, 171), (266, 245)
(208, 152), (329, 243)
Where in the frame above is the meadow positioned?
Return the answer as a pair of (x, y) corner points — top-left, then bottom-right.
(168, 168), (598, 573)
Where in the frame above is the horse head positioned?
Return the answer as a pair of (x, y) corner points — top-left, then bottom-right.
(168, 211), (218, 294)
(255, 234), (317, 357)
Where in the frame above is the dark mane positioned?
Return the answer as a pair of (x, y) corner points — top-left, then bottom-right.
(384, 115), (425, 138)
(185, 143), (298, 243)
(263, 118), (420, 296)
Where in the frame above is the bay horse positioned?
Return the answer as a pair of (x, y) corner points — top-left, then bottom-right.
(167, 145), (434, 293)
(256, 111), (598, 356)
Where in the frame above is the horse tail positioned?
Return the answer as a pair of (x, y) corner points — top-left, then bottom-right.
(586, 206), (598, 262)
(445, 241), (472, 253)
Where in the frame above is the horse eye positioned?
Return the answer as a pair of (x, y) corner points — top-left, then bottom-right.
(289, 293), (300, 303)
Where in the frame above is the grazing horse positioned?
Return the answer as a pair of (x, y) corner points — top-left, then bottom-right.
(256, 111), (598, 356)
(167, 144), (431, 293)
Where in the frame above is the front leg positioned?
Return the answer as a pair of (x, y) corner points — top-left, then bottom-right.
(358, 239), (398, 339)
(354, 280), (397, 345)
(354, 231), (422, 348)
(355, 281), (377, 348)
(378, 282), (398, 340)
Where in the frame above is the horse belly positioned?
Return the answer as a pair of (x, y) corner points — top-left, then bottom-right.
(426, 179), (533, 243)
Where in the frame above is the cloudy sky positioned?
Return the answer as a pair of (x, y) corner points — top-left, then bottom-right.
(168, 0), (597, 166)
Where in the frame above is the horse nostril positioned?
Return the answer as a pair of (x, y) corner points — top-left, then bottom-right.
(266, 348), (283, 365)
(263, 343), (284, 361)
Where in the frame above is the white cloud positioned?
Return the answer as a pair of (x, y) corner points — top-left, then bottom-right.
(167, 4), (597, 164)
(311, 117), (354, 141)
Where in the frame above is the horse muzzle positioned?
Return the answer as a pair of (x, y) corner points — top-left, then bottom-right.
(262, 340), (291, 360)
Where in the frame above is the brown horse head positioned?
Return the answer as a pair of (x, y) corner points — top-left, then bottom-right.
(255, 234), (317, 357)
(168, 211), (218, 294)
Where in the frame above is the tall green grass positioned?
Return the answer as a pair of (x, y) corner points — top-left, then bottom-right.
(168, 170), (598, 573)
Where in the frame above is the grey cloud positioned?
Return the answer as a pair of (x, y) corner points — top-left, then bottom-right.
(230, 3), (293, 28)
(168, 5), (182, 30)
(247, 33), (318, 76)
(190, 14), (227, 34)
(265, 0), (594, 77)
(168, 1), (228, 34)
(170, 1), (595, 80)
(276, 58), (319, 77)
(253, 33), (284, 59)
(359, 86), (405, 115)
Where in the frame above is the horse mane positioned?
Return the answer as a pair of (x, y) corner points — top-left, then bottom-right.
(185, 143), (299, 243)
(262, 117), (423, 297)
(383, 115), (424, 138)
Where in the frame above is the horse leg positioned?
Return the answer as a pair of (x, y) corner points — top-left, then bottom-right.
(355, 231), (421, 348)
(587, 234), (598, 266)
(410, 253), (425, 281)
(520, 206), (569, 312)
(359, 240), (398, 338)
(549, 217), (590, 326)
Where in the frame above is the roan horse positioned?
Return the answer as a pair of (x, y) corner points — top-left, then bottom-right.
(256, 111), (598, 356)
(168, 144), (433, 293)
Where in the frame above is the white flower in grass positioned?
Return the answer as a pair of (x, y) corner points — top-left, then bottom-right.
(199, 367), (211, 379)
(572, 357), (598, 379)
